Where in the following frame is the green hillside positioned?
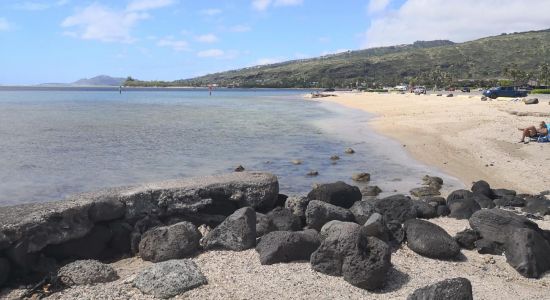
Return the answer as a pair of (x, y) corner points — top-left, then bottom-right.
(126, 29), (550, 88)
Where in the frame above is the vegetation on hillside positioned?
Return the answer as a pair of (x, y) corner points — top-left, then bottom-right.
(124, 29), (550, 89)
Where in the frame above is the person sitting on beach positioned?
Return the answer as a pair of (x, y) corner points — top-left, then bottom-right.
(518, 121), (549, 143)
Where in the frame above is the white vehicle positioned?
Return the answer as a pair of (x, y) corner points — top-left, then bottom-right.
(394, 85), (408, 92)
(413, 86), (426, 94)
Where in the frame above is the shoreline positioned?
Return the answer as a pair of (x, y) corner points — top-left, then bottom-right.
(313, 92), (550, 194)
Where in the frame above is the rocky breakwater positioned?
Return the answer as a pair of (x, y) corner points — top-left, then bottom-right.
(0, 172), (278, 290)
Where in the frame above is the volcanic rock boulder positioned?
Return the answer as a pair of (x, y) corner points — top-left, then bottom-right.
(471, 180), (494, 199)
(139, 222), (201, 263)
(404, 219), (460, 259)
(410, 187), (441, 198)
(255, 230), (320, 265)
(454, 229), (480, 250)
(307, 181), (361, 209)
(469, 209), (540, 247)
(504, 228), (550, 278)
(44, 225), (112, 260)
(133, 259), (207, 299)
(446, 190), (480, 219)
(305, 200), (354, 231)
(492, 188), (516, 198)
(349, 201), (375, 225)
(412, 200), (437, 219)
(523, 196), (550, 216)
(0, 258), (9, 287)
(58, 260), (118, 286)
(310, 224), (391, 290)
(371, 194), (416, 223)
(472, 193), (495, 209)
(494, 195), (525, 207)
(363, 213), (389, 242)
(256, 212), (274, 237)
(202, 207), (256, 251)
(319, 221), (360, 241)
(266, 207), (302, 231)
(284, 195), (310, 224)
(407, 277), (473, 300)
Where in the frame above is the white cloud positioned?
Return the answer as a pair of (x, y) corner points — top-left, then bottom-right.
(199, 8), (222, 16)
(256, 57), (286, 65)
(252, 0), (303, 11)
(126, 0), (175, 12)
(196, 34), (219, 43)
(228, 24), (251, 32)
(62, 1), (175, 43)
(0, 18), (12, 31)
(197, 49), (225, 58)
(157, 38), (189, 51)
(318, 36), (330, 43)
(367, 0), (390, 14)
(61, 4), (148, 43)
(363, 0), (550, 48)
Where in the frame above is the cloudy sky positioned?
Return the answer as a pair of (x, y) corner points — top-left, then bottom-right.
(1, 0), (549, 84)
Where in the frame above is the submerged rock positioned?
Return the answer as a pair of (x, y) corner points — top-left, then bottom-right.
(352, 173), (371, 182)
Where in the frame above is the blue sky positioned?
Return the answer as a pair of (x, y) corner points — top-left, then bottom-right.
(1, 0), (549, 84)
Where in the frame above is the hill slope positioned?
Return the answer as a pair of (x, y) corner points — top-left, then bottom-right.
(73, 75), (125, 86)
(127, 29), (550, 88)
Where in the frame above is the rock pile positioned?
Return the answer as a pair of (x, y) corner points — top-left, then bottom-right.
(1, 172), (550, 298)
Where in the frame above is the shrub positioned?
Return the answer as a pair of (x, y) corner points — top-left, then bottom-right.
(531, 89), (550, 94)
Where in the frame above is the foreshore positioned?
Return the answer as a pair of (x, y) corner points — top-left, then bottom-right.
(314, 92), (550, 194)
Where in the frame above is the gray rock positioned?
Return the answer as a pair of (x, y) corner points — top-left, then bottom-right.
(345, 148), (355, 154)
(352, 173), (371, 182)
(320, 220), (360, 240)
(305, 200), (354, 231)
(202, 207), (256, 251)
(523, 195), (550, 216)
(307, 181), (361, 209)
(446, 93), (454, 97)
(410, 187), (440, 198)
(106, 221), (132, 256)
(267, 207), (302, 231)
(446, 190), (480, 219)
(436, 205), (450, 217)
(524, 98), (539, 105)
(494, 195), (526, 207)
(0, 172), (278, 254)
(284, 195), (310, 222)
(255, 230), (320, 265)
(349, 201), (375, 225)
(43, 225), (112, 260)
(422, 175), (443, 189)
(469, 208), (540, 247)
(386, 220), (405, 245)
(139, 222), (201, 263)
(58, 260), (118, 286)
(471, 180), (494, 199)
(454, 229), (480, 250)
(310, 224), (391, 290)
(133, 259), (207, 299)
(407, 277), (473, 300)
(492, 188), (516, 198)
(404, 219), (460, 259)
(0, 258), (9, 287)
(371, 194), (416, 223)
(256, 212), (274, 237)
(472, 193), (495, 209)
(361, 186), (382, 197)
(421, 196), (446, 205)
(412, 200), (437, 219)
(363, 213), (389, 241)
(505, 228), (550, 278)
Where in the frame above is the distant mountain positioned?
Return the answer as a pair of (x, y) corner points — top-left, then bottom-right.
(123, 29), (549, 88)
(72, 75), (125, 86)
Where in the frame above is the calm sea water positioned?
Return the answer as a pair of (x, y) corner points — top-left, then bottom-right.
(0, 87), (463, 206)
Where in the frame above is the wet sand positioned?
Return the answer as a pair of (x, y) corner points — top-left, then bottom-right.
(315, 92), (550, 194)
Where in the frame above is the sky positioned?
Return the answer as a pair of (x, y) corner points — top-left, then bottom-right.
(1, 0), (550, 84)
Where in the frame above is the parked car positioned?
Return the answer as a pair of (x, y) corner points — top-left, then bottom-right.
(461, 87), (471, 92)
(413, 86), (426, 94)
(482, 86), (528, 99)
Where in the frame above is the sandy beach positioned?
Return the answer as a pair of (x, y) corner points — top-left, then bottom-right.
(316, 92), (550, 194)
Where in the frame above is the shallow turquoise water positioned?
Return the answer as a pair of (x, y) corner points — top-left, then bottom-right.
(0, 87), (462, 206)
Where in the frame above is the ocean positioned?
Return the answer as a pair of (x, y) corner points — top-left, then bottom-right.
(0, 87), (463, 206)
